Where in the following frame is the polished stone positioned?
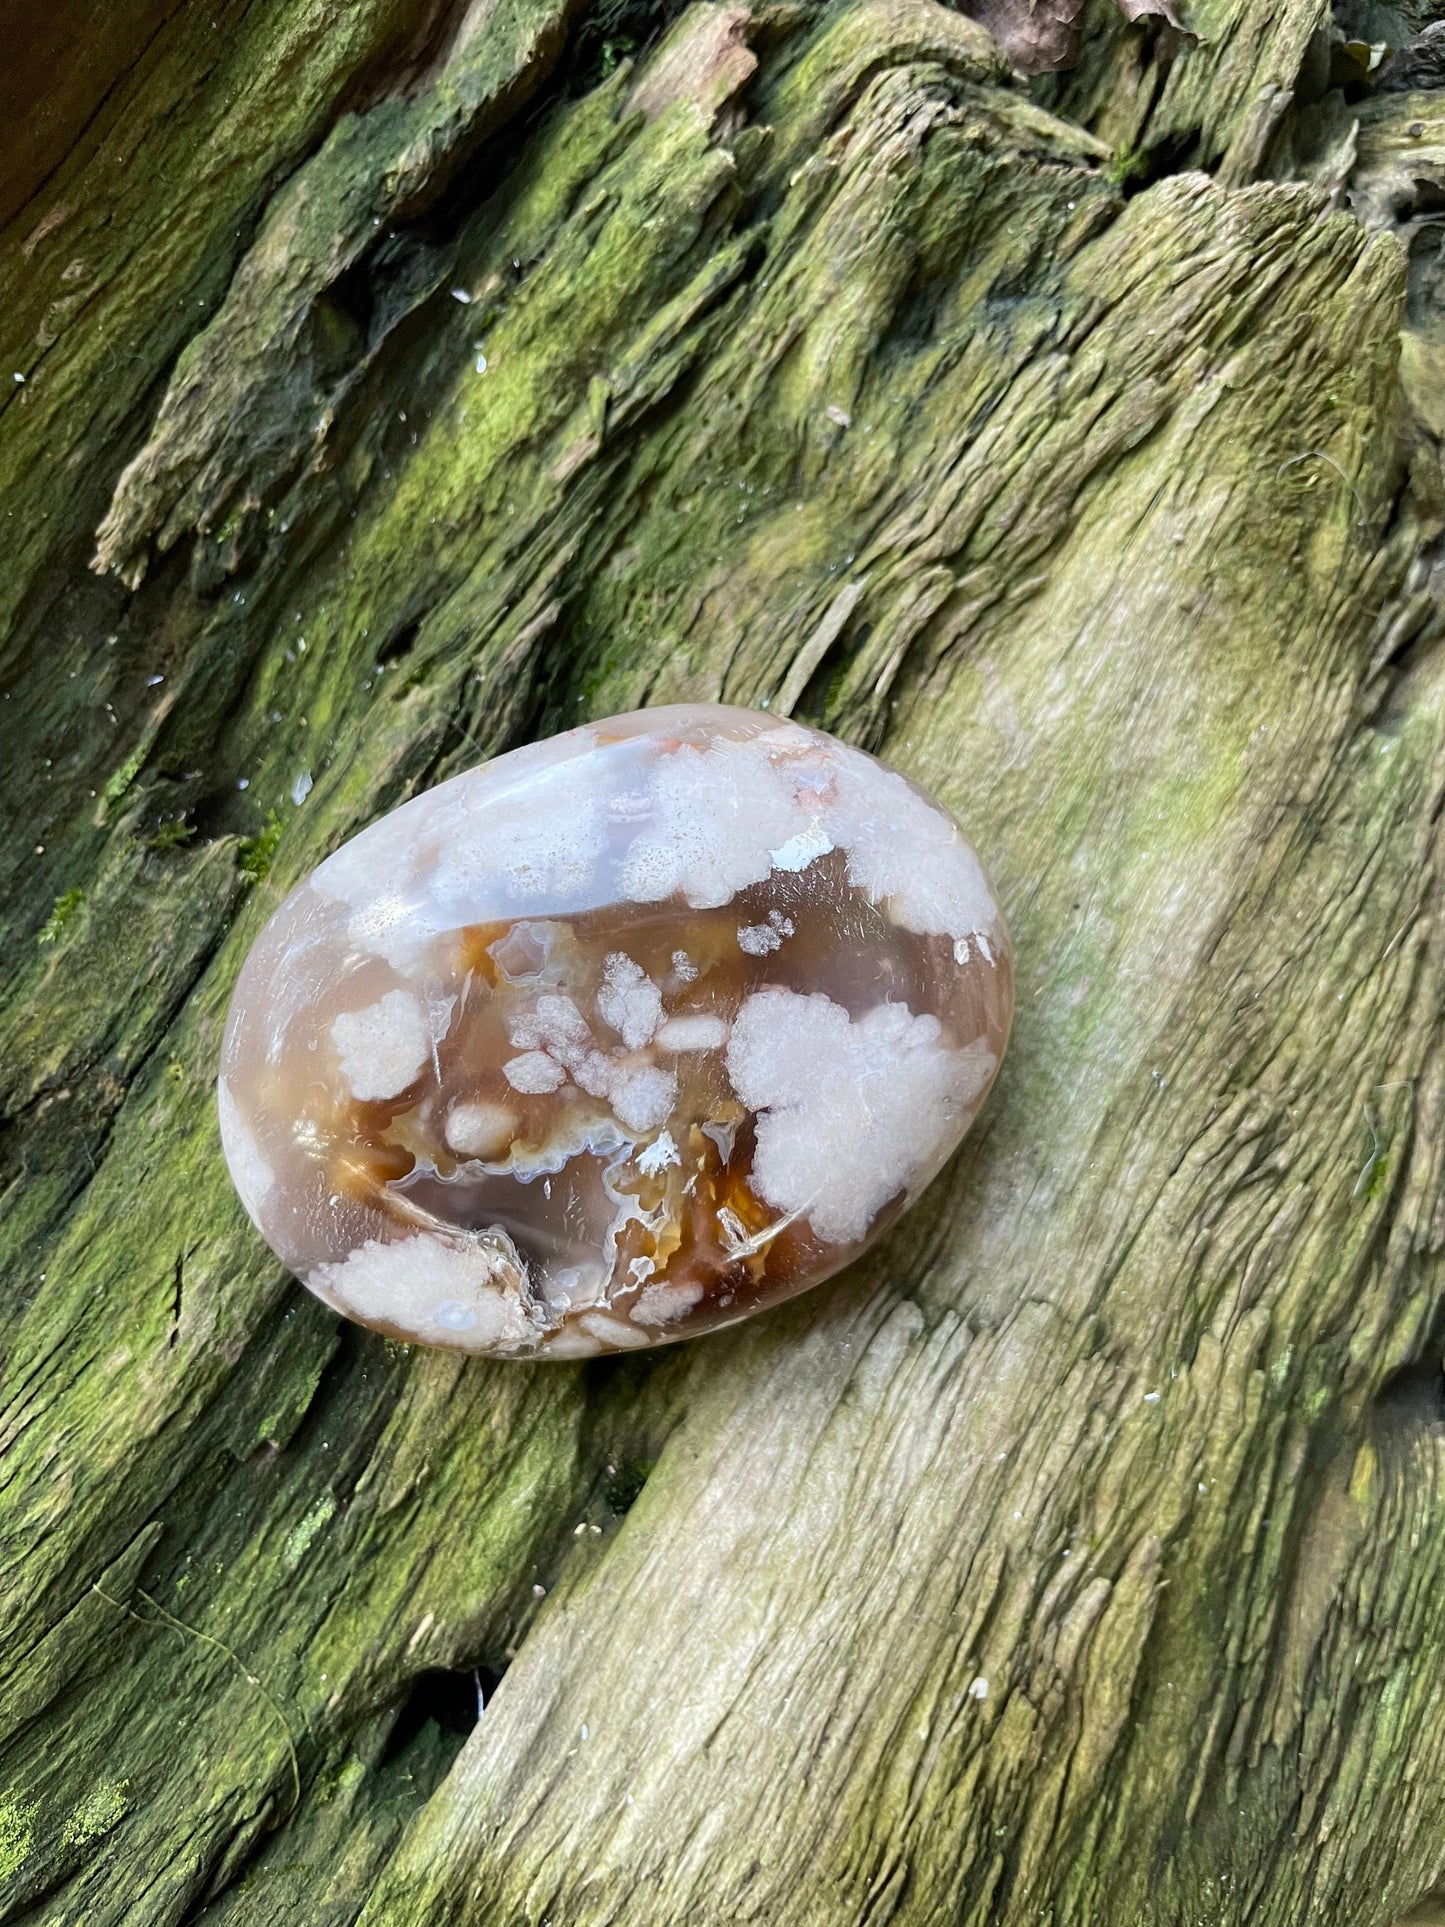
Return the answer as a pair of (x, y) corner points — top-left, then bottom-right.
(218, 705), (1012, 1356)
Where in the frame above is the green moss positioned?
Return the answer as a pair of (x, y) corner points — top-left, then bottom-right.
(283, 1493), (337, 1570)
(1106, 143), (1149, 187)
(102, 742), (149, 809)
(567, 0), (684, 92)
(37, 888), (84, 946)
(597, 37), (636, 75)
(147, 818), (196, 852)
(603, 1461), (652, 1515)
(0, 1791), (37, 1883)
(60, 1779), (129, 1851)
(237, 811), (285, 887)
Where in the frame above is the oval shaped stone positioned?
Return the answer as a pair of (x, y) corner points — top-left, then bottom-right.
(218, 705), (1012, 1357)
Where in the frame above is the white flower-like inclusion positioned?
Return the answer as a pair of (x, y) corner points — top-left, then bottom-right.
(311, 1231), (536, 1350)
(654, 1013), (727, 1052)
(738, 911), (793, 956)
(726, 990), (996, 1245)
(431, 757), (611, 907)
(503, 982), (677, 1133)
(614, 725), (997, 940)
(308, 713), (999, 957)
(330, 989), (434, 1101)
(444, 1100), (516, 1158)
(217, 1076), (274, 1206)
(217, 703), (1012, 1359)
(597, 952), (665, 1050)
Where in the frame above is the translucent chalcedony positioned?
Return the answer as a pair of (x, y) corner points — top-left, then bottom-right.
(218, 705), (1012, 1358)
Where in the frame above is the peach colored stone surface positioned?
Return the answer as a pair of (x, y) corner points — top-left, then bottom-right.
(218, 705), (1012, 1356)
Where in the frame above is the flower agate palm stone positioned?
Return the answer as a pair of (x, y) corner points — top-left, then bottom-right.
(218, 705), (1012, 1358)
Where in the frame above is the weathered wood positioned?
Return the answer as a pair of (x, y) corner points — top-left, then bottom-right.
(2, 0), (1444, 1921)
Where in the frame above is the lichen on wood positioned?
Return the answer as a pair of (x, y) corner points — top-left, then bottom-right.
(1, 0), (1444, 1920)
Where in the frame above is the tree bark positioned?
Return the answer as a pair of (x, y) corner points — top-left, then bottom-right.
(2, 0), (1444, 1922)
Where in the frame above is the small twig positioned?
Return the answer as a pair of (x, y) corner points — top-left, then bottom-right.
(1276, 450), (1367, 528)
(1353, 1104), (1382, 1198)
(1353, 1083), (1415, 1198)
(93, 1583), (302, 1816)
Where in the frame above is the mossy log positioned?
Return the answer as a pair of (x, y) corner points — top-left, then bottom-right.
(3, 0), (1445, 1920)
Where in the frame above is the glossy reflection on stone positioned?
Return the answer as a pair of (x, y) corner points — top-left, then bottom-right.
(217, 705), (1013, 1358)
